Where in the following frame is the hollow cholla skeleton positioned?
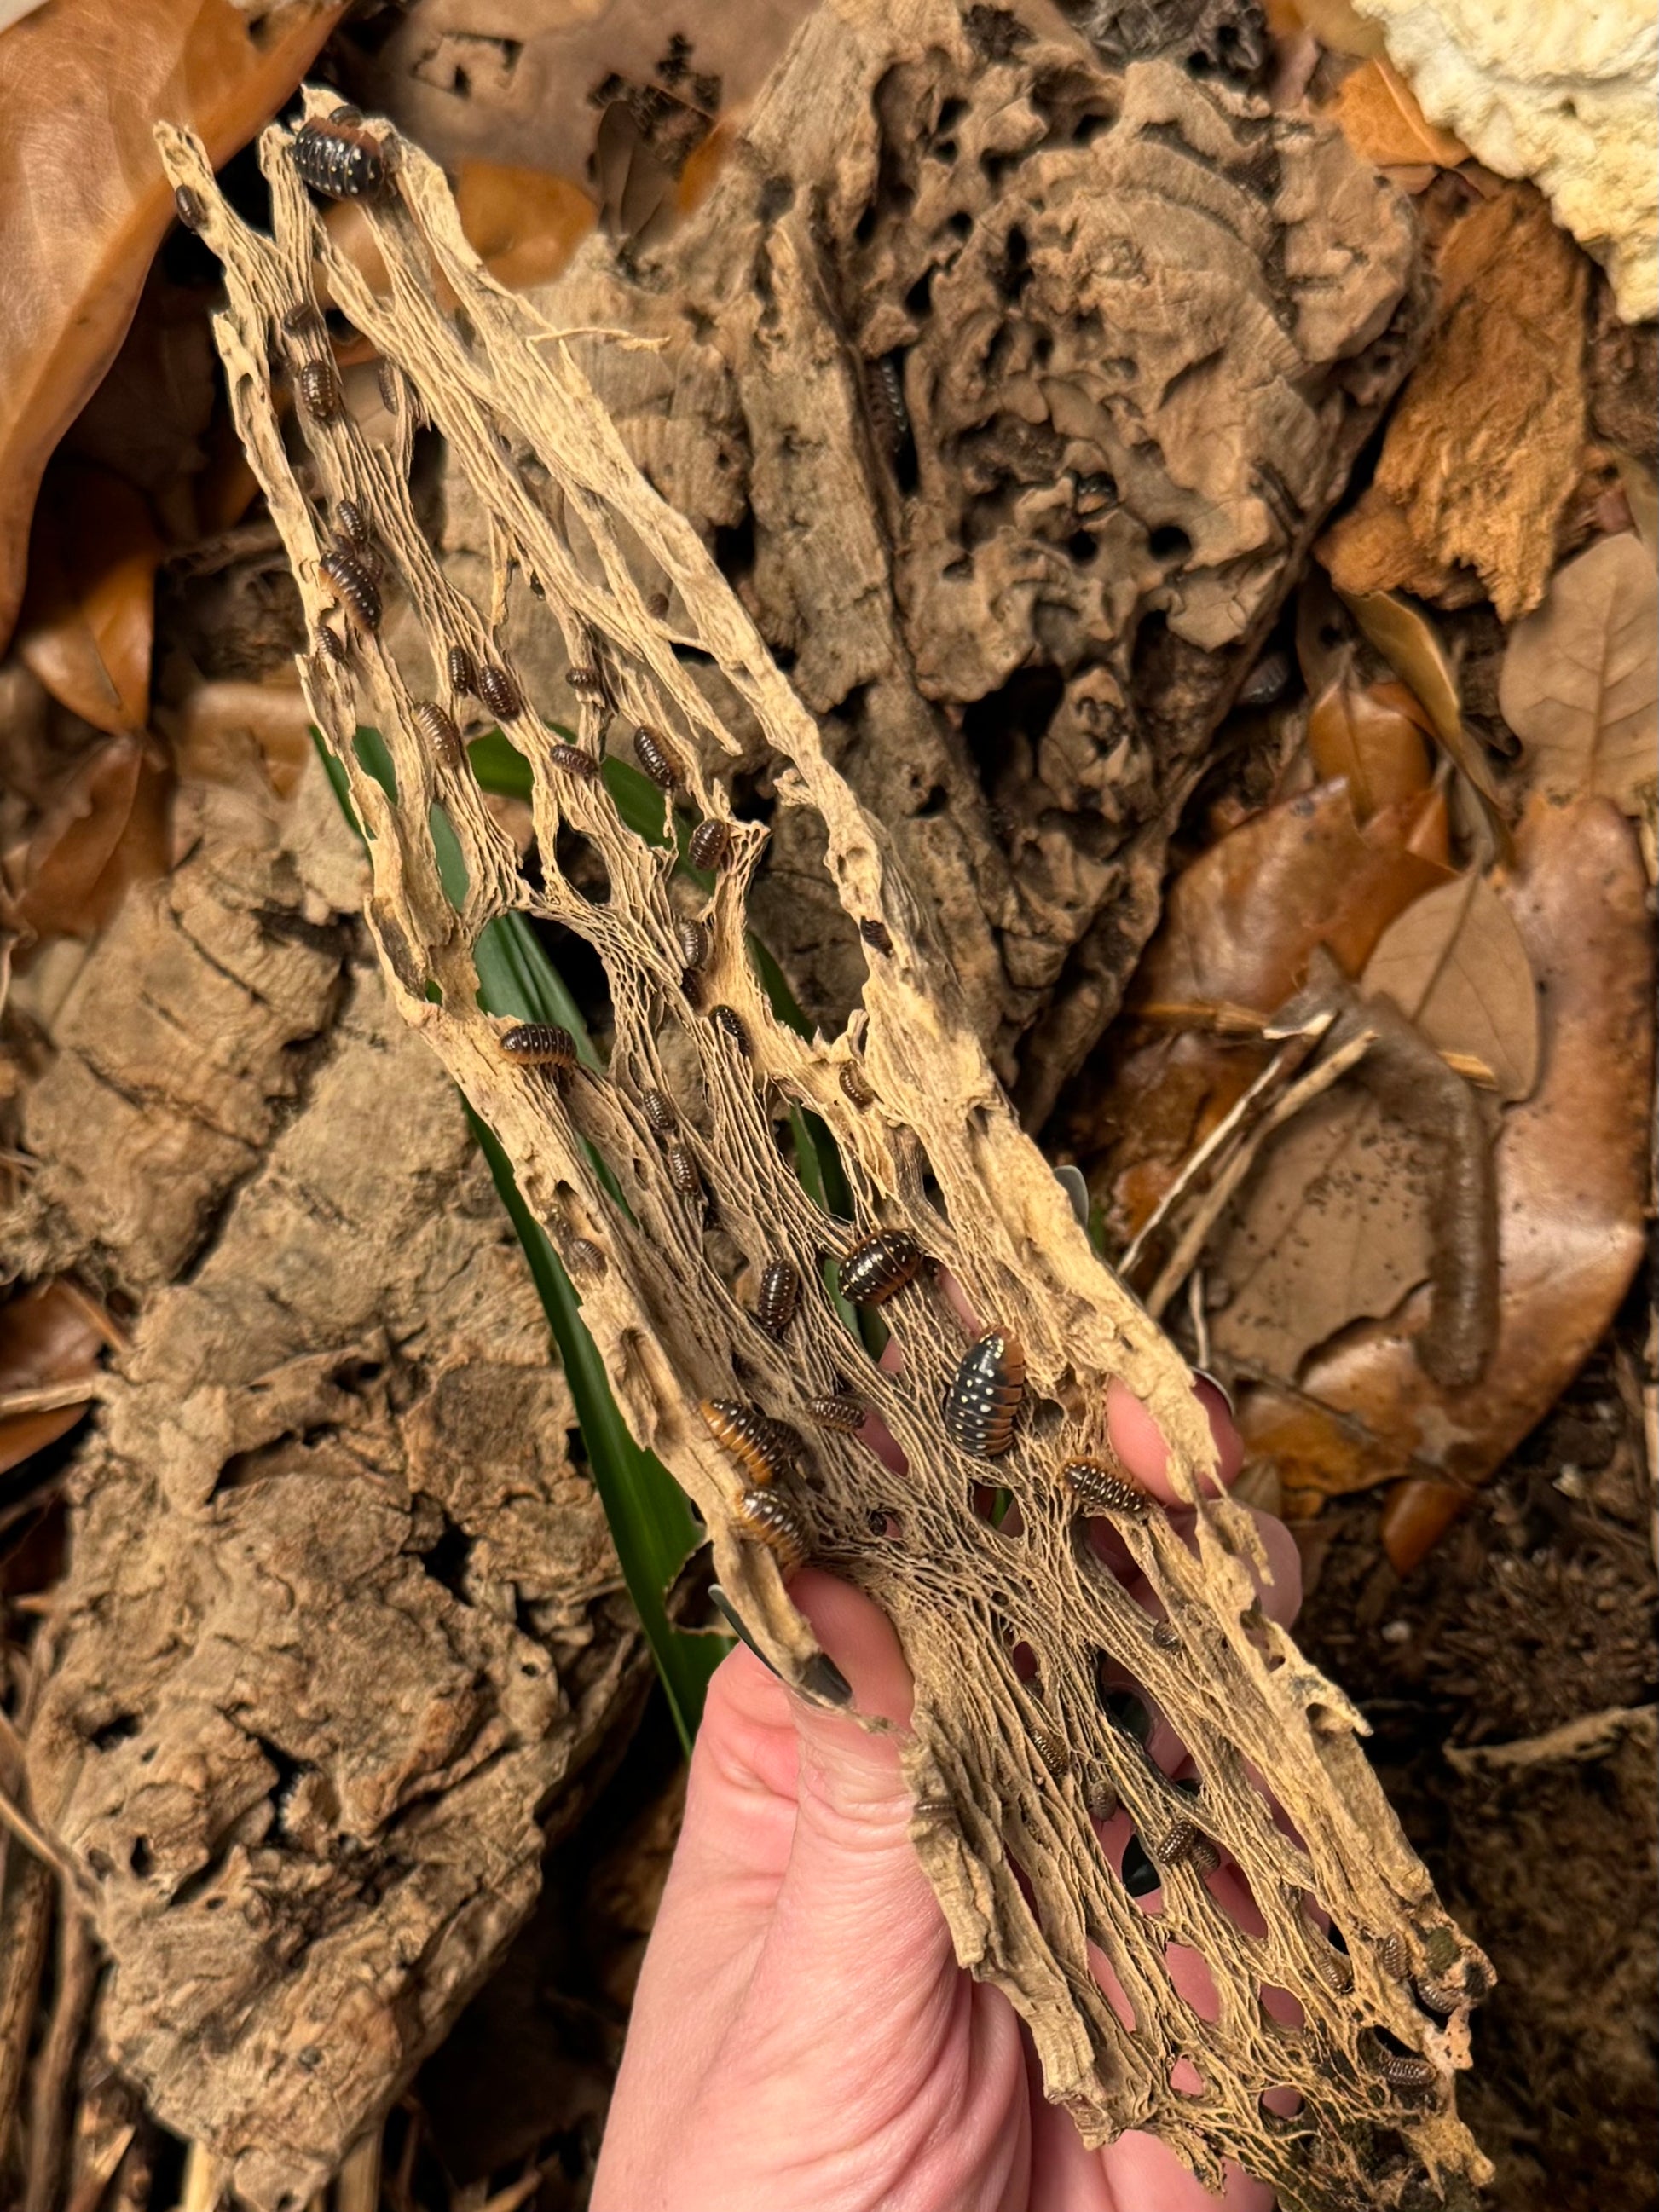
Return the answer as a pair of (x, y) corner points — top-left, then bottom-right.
(157, 80), (1492, 2212)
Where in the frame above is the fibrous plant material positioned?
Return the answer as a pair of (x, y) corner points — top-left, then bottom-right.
(153, 62), (1490, 2212)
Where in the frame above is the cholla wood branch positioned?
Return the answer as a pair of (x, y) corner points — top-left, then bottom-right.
(156, 64), (1489, 2212)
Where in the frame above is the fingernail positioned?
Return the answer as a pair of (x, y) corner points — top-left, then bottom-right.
(1194, 1366), (1235, 1417)
(709, 1585), (780, 1677)
(800, 1651), (853, 1707)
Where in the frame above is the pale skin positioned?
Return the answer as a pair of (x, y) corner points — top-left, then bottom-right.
(592, 1378), (1299, 2212)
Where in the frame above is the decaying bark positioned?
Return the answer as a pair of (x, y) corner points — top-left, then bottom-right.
(512, 0), (1424, 1118)
(9, 776), (646, 2208)
(147, 11), (1489, 2199)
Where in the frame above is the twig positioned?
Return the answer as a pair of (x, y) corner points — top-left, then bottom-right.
(479, 2172), (544, 2212)
(65, 2121), (137, 2212)
(0, 1782), (88, 1894)
(108, 2121), (157, 2212)
(22, 1891), (99, 2212)
(1186, 1269), (1211, 1374)
(0, 1855), (54, 2172)
(172, 2141), (222, 2212)
(336, 2128), (382, 2212)
(1444, 1704), (1657, 1776)
(0, 1380), (103, 1419)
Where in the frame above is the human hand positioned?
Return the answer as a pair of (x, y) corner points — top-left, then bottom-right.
(592, 1377), (1302, 2212)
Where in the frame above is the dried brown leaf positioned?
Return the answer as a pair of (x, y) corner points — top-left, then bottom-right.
(1321, 187), (1587, 621)
(14, 462), (162, 733)
(3, 730), (171, 943)
(1240, 794), (1652, 1516)
(454, 162), (596, 291)
(1361, 873), (1539, 1100)
(1610, 450), (1658, 555)
(1328, 58), (1468, 169)
(0, 1278), (107, 1476)
(1306, 678), (1434, 820)
(1498, 532), (1658, 816)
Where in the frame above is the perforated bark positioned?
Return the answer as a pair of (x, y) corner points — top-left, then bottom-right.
(156, 72), (1490, 2212)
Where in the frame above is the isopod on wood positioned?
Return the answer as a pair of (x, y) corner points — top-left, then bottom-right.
(807, 1392), (864, 1433)
(687, 819), (731, 871)
(839, 1062), (876, 1111)
(1153, 1818), (1199, 1868)
(754, 1259), (800, 1340)
(864, 354), (910, 458)
(412, 701), (461, 765)
(1061, 1456), (1149, 1519)
(1378, 1932), (1410, 1981)
(640, 1088), (678, 1135)
(662, 1135), (702, 1201)
(1375, 2051), (1437, 2093)
(708, 1004), (749, 1054)
(676, 918), (710, 972)
(839, 1228), (925, 1307)
(634, 726), (683, 792)
(498, 1022), (576, 1070)
(476, 664), (523, 721)
(943, 1330), (1026, 1458)
(321, 547), (382, 631)
(1030, 1720), (1071, 1776)
(548, 742), (600, 783)
(282, 303), (325, 339)
(1413, 1978), (1462, 2017)
(376, 358), (401, 412)
(446, 644), (477, 696)
(702, 1399), (792, 1487)
(1152, 1620), (1181, 1651)
(174, 184), (205, 231)
(314, 622), (347, 666)
(1310, 1942), (1355, 1995)
(859, 917), (893, 955)
(733, 1486), (809, 1571)
(298, 359), (344, 421)
(567, 1239), (606, 1279)
(335, 497), (369, 547)
(566, 663), (606, 695)
(292, 114), (387, 200)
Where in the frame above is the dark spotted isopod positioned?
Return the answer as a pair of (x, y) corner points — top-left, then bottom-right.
(282, 302), (325, 339)
(1239, 650), (1292, 710)
(477, 664), (523, 721)
(662, 1135), (702, 1201)
(567, 1238), (606, 1279)
(1151, 1620), (1181, 1651)
(412, 701), (461, 765)
(839, 1062), (876, 1111)
(1061, 1457), (1149, 1519)
(702, 1399), (791, 1487)
(446, 645), (477, 696)
(708, 1004), (749, 1054)
(839, 1228), (925, 1307)
(859, 917), (893, 956)
(1376, 2052), (1437, 2094)
(1030, 1720), (1071, 1776)
(499, 1022), (576, 1070)
(174, 184), (205, 231)
(634, 726), (683, 793)
(864, 354), (910, 458)
(299, 359), (344, 421)
(549, 742), (600, 783)
(335, 497), (369, 547)
(1413, 1978), (1462, 2017)
(640, 1087), (678, 1135)
(754, 1259), (800, 1340)
(321, 547), (382, 631)
(1378, 1932), (1410, 1981)
(1311, 1943), (1355, 1995)
(733, 1486), (809, 1571)
(943, 1330), (1026, 1458)
(1153, 1818), (1200, 1868)
(314, 622), (347, 666)
(292, 115), (387, 200)
(676, 918), (710, 972)
(807, 1392), (864, 1433)
(376, 358), (401, 413)
(566, 662), (605, 694)
(687, 818), (731, 871)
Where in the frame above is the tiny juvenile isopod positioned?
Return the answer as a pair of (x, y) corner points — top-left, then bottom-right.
(839, 1062), (876, 1111)
(640, 1088), (678, 1135)
(321, 546), (382, 631)
(1311, 1943), (1355, 1995)
(807, 1392), (864, 1433)
(676, 918), (710, 972)
(477, 664), (523, 721)
(662, 1135), (702, 1201)
(567, 1238), (606, 1279)
(299, 359), (344, 421)
(733, 1485), (809, 1571)
(634, 726), (683, 793)
(1061, 1456), (1149, 1520)
(943, 1329), (1026, 1458)
(1151, 1620), (1181, 1651)
(566, 659), (607, 698)
(314, 622), (347, 666)
(174, 184), (205, 231)
(864, 354), (910, 459)
(412, 701), (461, 765)
(292, 114), (387, 201)
(754, 1259), (800, 1340)
(376, 357), (402, 413)
(708, 1004), (749, 1054)
(499, 1022), (576, 1070)
(447, 645), (477, 696)
(687, 818), (731, 872)
(859, 917), (893, 955)
(839, 1228), (925, 1307)
(548, 742), (600, 783)
(701, 1399), (792, 1487)
(282, 302), (325, 338)
(1375, 2051), (1437, 2093)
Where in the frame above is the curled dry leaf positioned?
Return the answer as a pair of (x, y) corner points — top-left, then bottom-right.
(1, 729), (172, 944)
(1362, 872), (1539, 1101)
(154, 677), (313, 800)
(1240, 795), (1652, 1523)
(1320, 187), (1587, 621)
(14, 460), (162, 732)
(1327, 56), (1469, 170)
(0, 1277), (109, 1477)
(454, 162), (597, 290)
(1498, 531), (1658, 817)
(1306, 678), (1434, 821)
(0, 0), (344, 652)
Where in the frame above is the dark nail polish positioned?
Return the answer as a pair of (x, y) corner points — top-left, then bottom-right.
(801, 1651), (853, 1707)
(709, 1585), (781, 1677)
(1194, 1366), (1235, 1417)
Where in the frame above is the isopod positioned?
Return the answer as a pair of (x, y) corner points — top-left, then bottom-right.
(1152, 1620), (1181, 1651)
(807, 1392), (864, 1433)
(860, 917), (893, 955)
(687, 819), (731, 871)
(1153, 1818), (1203, 1868)
(943, 1329), (1026, 1458)
(567, 1238), (606, 1279)
(1061, 1457), (1149, 1519)
(566, 662), (606, 696)
(634, 726), (683, 793)
(174, 184), (205, 231)
(446, 644), (477, 696)
(1413, 1978), (1462, 2017)
(864, 354), (910, 458)
(708, 1004), (749, 1054)
(498, 1022), (575, 1069)
(477, 664), (523, 721)
(1030, 1720), (1071, 1776)
(1310, 1942), (1355, 1995)
(839, 1062), (876, 1111)
(1074, 471), (1117, 517)
(1375, 2052), (1437, 2093)
(335, 497), (369, 547)
(662, 1135), (702, 1201)
(412, 701), (461, 765)
(321, 546), (382, 630)
(754, 1259), (800, 1339)
(733, 1486), (809, 1571)
(314, 622), (347, 665)
(377, 358), (402, 412)
(839, 1228), (925, 1307)
(549, 742), (600, 782)
(640, 1088), (678, 1135)
(292, 114), (387, 201)
(282, 302), (325, 339)
(298, 359), (343, 421)
(1378, 1932), (1410, 1981)
(676, 918), (710, 972)
(702, 1399), (792, 1487)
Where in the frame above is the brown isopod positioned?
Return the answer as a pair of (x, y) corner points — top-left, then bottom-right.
(859, 917), (893, 955)
(412, 701), (461, 765)
(807, 1392), (864, 1433)
(174, 184), (205, 231)
(1310, 1942), (1356, 1995)
(639, 1088), (678, 1135)
(1030, 1720), (1072, 1776)
(292, 114), (387, 200)
(687, 818), (731, 871)
(701, 1399), (792, 1487)
(1374, 2051), (1437, 2094)
(1061, 1457), (1149, 1519)
(549, 742), (600, 783)
(943, 1330), (1026, 1458)
(839, 1228), (925, 1307)
(298, 359), (344, 421)
(477, 664), (523, 721)
(1151, 1620), (1181, 1651)
(321, 547), (382, 631)
(446, 644), (477, 696)
(708, 1004), (749, 1054)
(335, 497), (369, 547)
(1413, 1978), (1462, 2017)
(566, 663), (605, 694)
(498, 1022), (576, 1070)
(864, 354), (910, 459)
(314, 622), (347, 666)
(1378, 1932), (1410, 1981)
(282, 302), (324, 339)
(839, 1062), (876, 1111)
(662, 1135), (702, 1201)
(567, 1238), (607, 1279)
(676, 918), (710, 972)
(1153, 1818), (1201, 1868)
(377, 358), (402, 412)
(754, 1259), (800, 1340)
(732, 1486), (809, 1571)
(634, 726), (683, 792)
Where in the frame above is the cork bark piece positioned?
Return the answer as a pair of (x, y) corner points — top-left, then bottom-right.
(153, 34), (1489, 2208)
